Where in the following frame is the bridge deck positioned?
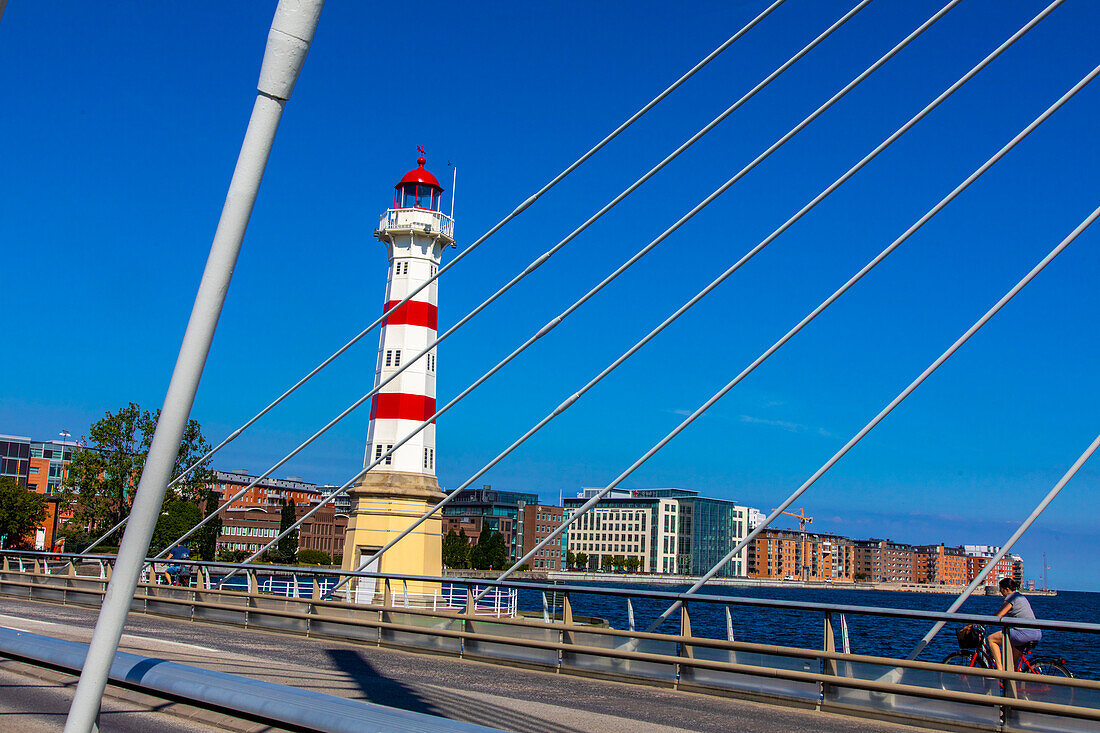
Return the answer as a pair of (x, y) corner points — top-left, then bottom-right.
(0, 596), (916, 733)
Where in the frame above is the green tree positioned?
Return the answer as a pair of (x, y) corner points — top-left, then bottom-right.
(625, 556), (641, 573)
(442, 529), (470, 569)
(575, 552), (589, 570)
(193, 489), (222, 561)
(59, 402), (214, 534)
(277, 499), (299, 562)
(0, 478), (47, 549)
(469, 526), (508, 570)
(566, 549), (576, 569)
(150, 499), (201, 554)
(296, 549), (331, 565)
(601, 555), (613, 571)
(469, 525), (491, 569)
(482, 531), (508, 570)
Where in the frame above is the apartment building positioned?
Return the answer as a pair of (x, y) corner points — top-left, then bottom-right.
(521, 503), (565, 570)
(211, 470), (322, 509)
(914, 544), (968, 585)
(964, 545), (1023, 585)
(748, 529), (855, 582)
(853, 539), (916, 582)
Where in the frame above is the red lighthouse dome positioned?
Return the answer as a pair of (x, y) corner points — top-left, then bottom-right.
(394, 152), (443, 211)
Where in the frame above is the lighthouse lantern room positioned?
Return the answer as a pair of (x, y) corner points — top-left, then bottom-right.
(341, 152), (454, 594)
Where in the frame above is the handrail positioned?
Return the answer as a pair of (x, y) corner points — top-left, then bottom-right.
(3, 571), (1098, 691)
(2, 549), (1093, 636)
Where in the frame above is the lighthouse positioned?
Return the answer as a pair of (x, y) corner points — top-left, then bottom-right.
(341, 153), (455, 598)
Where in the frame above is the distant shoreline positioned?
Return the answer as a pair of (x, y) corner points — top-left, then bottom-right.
(444, 570), (1058, 596)
(544, 572), (1058, 596)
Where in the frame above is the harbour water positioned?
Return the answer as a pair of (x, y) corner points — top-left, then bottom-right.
(519, 583), (1100, 679)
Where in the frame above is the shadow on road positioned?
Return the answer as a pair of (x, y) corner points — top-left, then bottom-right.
(324, 648), (585, 733)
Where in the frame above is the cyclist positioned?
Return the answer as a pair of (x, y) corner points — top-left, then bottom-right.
(987, 576), (1041, 672)
(163, 543), (192, 586)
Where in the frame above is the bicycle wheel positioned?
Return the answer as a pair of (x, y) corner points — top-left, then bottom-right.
(941, 652), (997, 695)
(1018, 659), (1075, 706)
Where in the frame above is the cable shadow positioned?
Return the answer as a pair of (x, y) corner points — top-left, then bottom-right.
(326, 648), (441, 716)
(324, 648), (585, 733)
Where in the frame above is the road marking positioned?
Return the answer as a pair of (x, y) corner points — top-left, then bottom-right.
(0, 614), (221, 654)
(122, 634), (222, 654)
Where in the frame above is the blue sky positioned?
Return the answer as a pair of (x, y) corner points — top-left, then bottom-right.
(2, 1), (1098, 588)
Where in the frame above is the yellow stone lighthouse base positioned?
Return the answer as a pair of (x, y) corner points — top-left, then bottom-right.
(340, 471), (444, 602)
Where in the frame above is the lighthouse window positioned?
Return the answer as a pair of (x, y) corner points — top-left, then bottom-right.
(384, 350), (392, 367)
(374, 444), (383, 463)
(384, 444), (393, 466)
(417, 185), (436, 211)
(423, 447), (434, 470)
(393, 350), (402, 367)
(427, 353), (435, 373)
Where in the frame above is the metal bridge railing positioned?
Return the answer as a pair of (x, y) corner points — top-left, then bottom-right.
(2, 549), (1098, 733)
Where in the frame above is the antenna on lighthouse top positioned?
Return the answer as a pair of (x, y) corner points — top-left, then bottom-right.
(450, 162), (457, 219)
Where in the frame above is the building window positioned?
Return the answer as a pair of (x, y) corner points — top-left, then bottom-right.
(374, 444), (384, 463)
(384, 350), (393, 367)
(393, 350), (401, 367)
(384, 444), (393, 466)
(423, 447), (434, 470)
(427, 353), (435, 373)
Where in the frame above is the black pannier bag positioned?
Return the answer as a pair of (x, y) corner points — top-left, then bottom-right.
(956, 624), (982, 650)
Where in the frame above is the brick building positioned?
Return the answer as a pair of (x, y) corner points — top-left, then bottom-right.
(914, 544), (968, 585)
(211, 469), (322, 510)
(853, 539), (916, 583)
(521, 503), (564, 570)
(748, 529), (854, 582)
(217, 504), (346, 559)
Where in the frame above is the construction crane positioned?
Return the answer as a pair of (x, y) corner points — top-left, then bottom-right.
(773, 508), (813, 581)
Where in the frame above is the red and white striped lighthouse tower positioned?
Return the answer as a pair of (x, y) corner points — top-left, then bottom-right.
(365, 153), (454, 475)
(342, 152), (454, 587)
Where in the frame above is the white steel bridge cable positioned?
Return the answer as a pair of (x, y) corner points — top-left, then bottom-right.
(342, 0), (1064, 599)
(909, 421), (1100, 660)
(241, 0), (965, 589)
(501, 58), (1100, 611)
(78, 0), (787, 555)
(637, 85), (1100, 632)
(169, 0), (889, 566)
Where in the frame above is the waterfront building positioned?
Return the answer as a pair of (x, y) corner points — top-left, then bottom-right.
(564, 488), (752, 577)
(440, 486), (540, 563)
(914, 544), (968, 585)
(748, 529), (855, 582)
(520, 503), (565, 570)
(340, 154), (455, 598)
(853, 539), (916, 583)
(963, 545), (1018, 585)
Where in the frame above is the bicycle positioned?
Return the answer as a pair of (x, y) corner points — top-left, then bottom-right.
(942, 624), (1074, 703)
